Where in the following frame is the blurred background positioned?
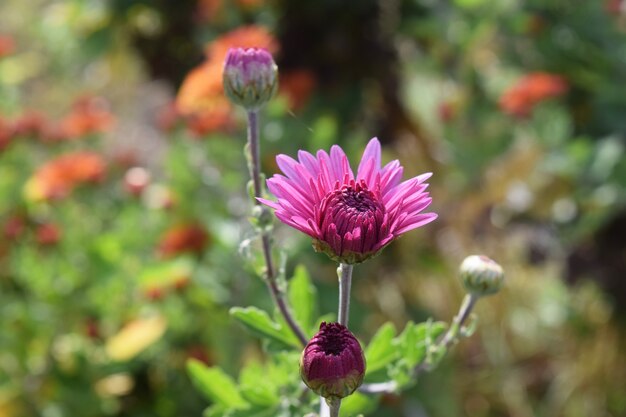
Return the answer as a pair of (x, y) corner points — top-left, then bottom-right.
(1, 0), (626, 416)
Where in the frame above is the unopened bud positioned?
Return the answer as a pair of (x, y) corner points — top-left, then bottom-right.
(459, 255), (504, 296)
(300, 322), (365, 401)
(223, 47), (278, 110)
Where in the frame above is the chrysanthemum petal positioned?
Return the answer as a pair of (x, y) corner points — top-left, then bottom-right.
(380, 160), (403, 195)
(262, 137), (436, 263)
(357, 138), (381, 178)
(330, 145), (354, 183)
(298, 150), (321, 177)
(395, 213), (438, 235)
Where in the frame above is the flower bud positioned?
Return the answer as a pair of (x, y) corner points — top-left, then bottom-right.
(300, 322), (365, 401)
(459, 255), (504, 297)
(223, 47), (278, 110)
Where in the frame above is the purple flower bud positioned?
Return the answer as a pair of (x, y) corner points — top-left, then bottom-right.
(223, 47), (278, 110)
(459, 255), (504, 296)
(300, 322), (366, 401)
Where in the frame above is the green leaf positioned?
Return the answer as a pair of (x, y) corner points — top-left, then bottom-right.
(339, 392), (378, 416)
(187, 359), (248, 409)
(230, 307), (300, 349)
(364, 322), (398, 375)
(393, 321), (447, 367)
(287, 265), (317, 332)
(239, 362), (280, 407)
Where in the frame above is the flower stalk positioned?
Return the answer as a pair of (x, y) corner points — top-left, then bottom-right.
(359, 293), (479, 394)
(246, 110), (308, 347)
(338, 263), (353, 327)
(320, 263), (353, 417)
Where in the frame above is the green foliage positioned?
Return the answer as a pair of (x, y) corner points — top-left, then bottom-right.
(287, 264), (317, 334)
(364, 322), (397, 376)
(2, 0), (626, 416)
(187, 360), (249, 409)
(388, 321), (447, 389)
(230, 306), (301, 349)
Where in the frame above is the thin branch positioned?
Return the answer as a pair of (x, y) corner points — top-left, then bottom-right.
(246, 110), (308, 347)
(359, 294), (479, 394)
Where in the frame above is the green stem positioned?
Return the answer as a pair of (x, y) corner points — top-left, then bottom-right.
(246, 110), (308, 347)
(328, 399), (341, 417)
(338, 263), (353, 326)
(359, 293), (479, 394)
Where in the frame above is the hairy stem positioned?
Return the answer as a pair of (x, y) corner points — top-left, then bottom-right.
(359, 293), (479, 394)
(338, 263), (353, 326)
(328, 399), (341, 417)
(246, 110), (308, 347)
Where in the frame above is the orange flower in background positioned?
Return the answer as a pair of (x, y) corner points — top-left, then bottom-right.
(25, 151), (106, 201)
(185, 107), (234, 136)
(499, 72), (568, 117)
(197, 0), (223, 23)
(280, 69), (317, 111)
(157, 223), (210, 258)
(0, 35), (15, 59)
(176, 25), (278, 134)
(59, 96), (115, 139)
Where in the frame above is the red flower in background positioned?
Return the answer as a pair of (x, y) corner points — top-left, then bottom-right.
(35, 223), (62, 246)
(0, 35), (15, 59)
(499, 72), (568, 117)
(0, 116), (15, 151)
(3, 215), (26, 241)
(176, 25), (277, 134)
(25, 151), (106, 201)
(157, 223), (210, 258)
(58, 96), (115, 139)
(12, 111), (48, 138)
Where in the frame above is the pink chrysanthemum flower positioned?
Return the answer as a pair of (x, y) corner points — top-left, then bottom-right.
(260, 138), (437, 264)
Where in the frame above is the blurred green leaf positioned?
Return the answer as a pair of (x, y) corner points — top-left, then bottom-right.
(239, 362), (280, 407)
(187, 359), (248, 409)
(287, 265), (317, 333)
(230, 306), (300, 349)
(364, 322), (397, 375)
(453, 0), (488, 10)
(339, 391), (378, 416)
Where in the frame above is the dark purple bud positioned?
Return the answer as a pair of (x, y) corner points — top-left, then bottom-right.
(300, 322), (366, 400)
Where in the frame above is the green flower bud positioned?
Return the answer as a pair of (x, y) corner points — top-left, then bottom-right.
(460, 255), (504, 296)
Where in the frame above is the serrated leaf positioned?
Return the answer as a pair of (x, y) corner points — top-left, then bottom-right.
(287, 265), (317, 332)
(393, 321), (447, 367)
(239, 362), (280, 407)
(364, 322), (397, 375)
(230, 307), (300, 349)
(187, 359), (248, 409)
